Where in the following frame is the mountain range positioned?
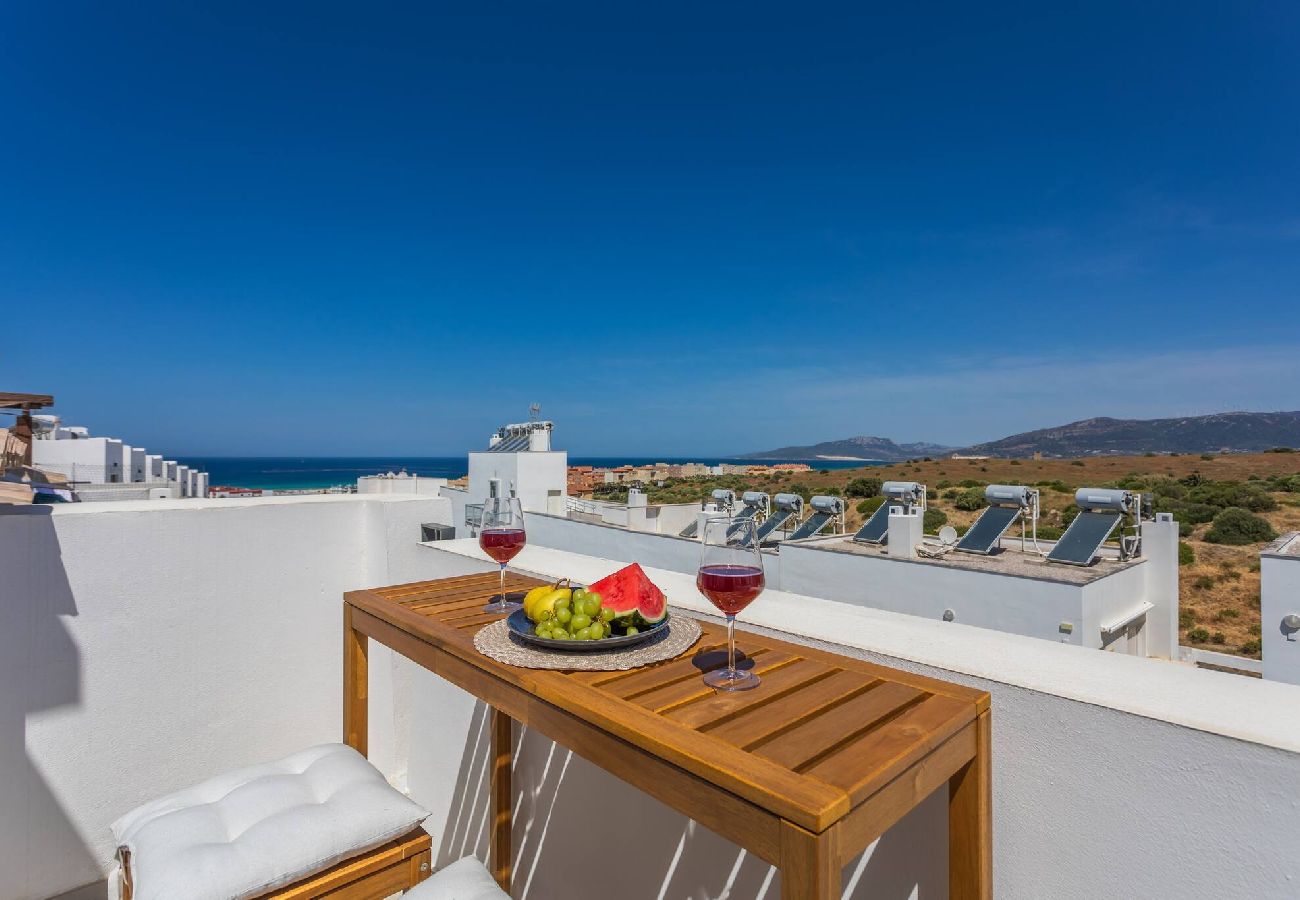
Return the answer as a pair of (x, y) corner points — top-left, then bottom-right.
(742, 411), (1300, 460)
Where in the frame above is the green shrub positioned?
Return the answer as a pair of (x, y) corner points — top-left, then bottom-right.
(1186, 481), (1276, 512)
(1187, 627), (1210, 644)
(1178, 542), (1195, 566)
(822, 486), (841, 496)
(1210, 631), (1226, 645)
(1204, 507), (1277, 545)
(959, 479), (981, 488)
(1178, 609), (1196, 629)
(818, 468), (830, 475)
(1009, 459), (1021, 465)
(1178, 521), (1195, 538)
(1214, 608), (1240, 621)
(1035, 525), (1063, 540)
(936, 480), (953, 489)
(1267, 446), (1296, 453)
(942, 489), (960, 500)
(1240, 639), (1262, 655)
(1249, 623), (1261, 636)
(1070, 460), (1085, 467)
(845, 477), (883, 499)
(923, 508), (948, 533)
(1192, 575), (1215, 590)
(1200, 453), (1216, 461)
(856, 496), (886, 516)
(1060, 505), (1081, 528)
(954, 488), (988, 511)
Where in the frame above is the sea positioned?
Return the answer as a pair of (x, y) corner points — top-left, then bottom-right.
(176, 456), (884, 491)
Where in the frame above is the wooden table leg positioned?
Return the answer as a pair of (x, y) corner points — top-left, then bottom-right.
(949, 709), (991, 899)
(343, 603), (368, 756)
(779, 820), (839, 899)
(489, 707), (513, 891)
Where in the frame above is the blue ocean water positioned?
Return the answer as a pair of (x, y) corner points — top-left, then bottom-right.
(177, 456), (883, 491)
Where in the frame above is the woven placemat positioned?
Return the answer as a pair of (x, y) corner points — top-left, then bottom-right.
(473, 615), (703, 671)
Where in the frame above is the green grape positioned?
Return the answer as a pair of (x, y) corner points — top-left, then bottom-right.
(588, 591), (602, 605)
(571, 589), (588, 605)
(589, 622), (605, 640)
(555, 607), (572, 625)
(574, 626), (592, 641)
(625, 626), (639, 636)
(554, 595), (571, 613)
(583, 597), (601, 617)
(570, 613), (591, 631)
(599, 606), (615, 622)
(552, 630), (571, 641)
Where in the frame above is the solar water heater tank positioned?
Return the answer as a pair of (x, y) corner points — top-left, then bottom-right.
(810, 495), (844, 515)
(985, 484), (1031, 507)
(1074, 488), (1131, 512)
(883, 481), (923, 502)
(711, 489), (736, 505)
(773, 493), (804, 513)
(742, 491), (770, 510)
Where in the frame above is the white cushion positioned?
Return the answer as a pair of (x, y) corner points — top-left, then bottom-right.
(111, 743), (429, 900)
(405, 857), (510, 899)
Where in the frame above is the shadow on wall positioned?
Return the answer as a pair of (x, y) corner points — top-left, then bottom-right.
(435, 701), (946, 899)
(0, 507), (102, 900)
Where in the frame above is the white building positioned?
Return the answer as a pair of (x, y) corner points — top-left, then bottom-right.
(30, 422), (208, 500)
(1262, 532), (1300, 685)
(357, 470), (447, 495)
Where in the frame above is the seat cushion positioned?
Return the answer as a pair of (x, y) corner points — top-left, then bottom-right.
(111, 743), (429, 900)
(405, 857), (510, 899)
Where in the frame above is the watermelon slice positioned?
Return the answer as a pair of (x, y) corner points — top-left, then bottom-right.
(588, 563), (668, 625)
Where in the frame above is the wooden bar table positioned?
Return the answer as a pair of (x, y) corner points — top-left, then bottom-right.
(344, 572), (991, 899)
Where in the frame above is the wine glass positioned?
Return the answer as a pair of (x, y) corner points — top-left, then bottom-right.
(479, 496), (526, 613)
(696, 516), (765, 691)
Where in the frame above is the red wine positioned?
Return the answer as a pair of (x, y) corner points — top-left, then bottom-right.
(480, 528), (526, 564)
(696, 564), (765, 616)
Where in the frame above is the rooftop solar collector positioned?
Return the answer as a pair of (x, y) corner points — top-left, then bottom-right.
(787, 511), (833, 541)
(955, 505), (1022, 555)
(852, 503), (894, 544)
(1047, 510), (1122, 566)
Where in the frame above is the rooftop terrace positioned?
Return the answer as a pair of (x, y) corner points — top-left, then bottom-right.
(4, 494), (1299, 899)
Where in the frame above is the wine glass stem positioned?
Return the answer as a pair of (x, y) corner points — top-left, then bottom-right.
(498, 563), (506, 602)
(726, 615), (736, 674)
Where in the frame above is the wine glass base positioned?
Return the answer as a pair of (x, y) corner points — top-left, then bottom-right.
(703, 667), (760, 692)
(482, 597), (521, 614)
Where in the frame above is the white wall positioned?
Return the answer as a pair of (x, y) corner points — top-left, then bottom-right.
(414, 541), (1300, 900)
(1262, 535), (1300, 685)
(467, 450), (567, 514)
(32, 438), (115, 483)
(0, 494), (449, 900)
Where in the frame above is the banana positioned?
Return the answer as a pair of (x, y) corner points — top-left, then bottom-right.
(529, 587), (572, 623)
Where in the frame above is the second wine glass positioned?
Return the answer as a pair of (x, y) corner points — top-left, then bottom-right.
(696, 515), (765, 691)
(479, 495), (526, 613)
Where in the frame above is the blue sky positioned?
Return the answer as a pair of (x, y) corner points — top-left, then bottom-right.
(2, 2), (1298, 456)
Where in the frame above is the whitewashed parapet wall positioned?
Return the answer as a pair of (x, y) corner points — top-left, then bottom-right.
(0, 494), (450, 900)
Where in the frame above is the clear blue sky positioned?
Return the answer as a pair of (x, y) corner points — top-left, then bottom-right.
(3, 2), (1298, 456)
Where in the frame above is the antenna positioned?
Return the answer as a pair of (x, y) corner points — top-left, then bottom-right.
(529, 403), (541, 422)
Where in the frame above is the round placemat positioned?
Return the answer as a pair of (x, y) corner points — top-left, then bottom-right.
(473, 615), (702, 671)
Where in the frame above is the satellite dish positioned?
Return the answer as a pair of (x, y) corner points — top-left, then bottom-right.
(939, 525), (959, 545)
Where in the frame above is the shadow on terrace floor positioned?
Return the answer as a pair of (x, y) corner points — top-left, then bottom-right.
(434, 700), (946, 899)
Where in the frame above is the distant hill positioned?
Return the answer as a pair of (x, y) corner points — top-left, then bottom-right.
(966, 411), (1300, 457)
(741, 435), (954, 462)
(743, 411), (1300, 461)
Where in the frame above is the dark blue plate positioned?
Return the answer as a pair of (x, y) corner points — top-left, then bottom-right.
(505, 607), (670, 652)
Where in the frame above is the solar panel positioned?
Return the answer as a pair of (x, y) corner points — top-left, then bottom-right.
(754, 510), (793, 543)
(1047, 511), (1122, 566)
(787, 511), (832, 541)
(852, 503), (894, 544)
(678, 519), (699, 538)
(726, 505), (758, 538)
(955, 505), (1022, 555)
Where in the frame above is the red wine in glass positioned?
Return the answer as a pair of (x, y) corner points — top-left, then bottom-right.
(697, 517), (765, 691)
(480, 528), (526, 564)
(696, 564), (765, 616)
(479, 496), (526, 613)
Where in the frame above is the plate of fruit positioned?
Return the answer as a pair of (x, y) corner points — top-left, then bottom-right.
(511, 564), (670, 651)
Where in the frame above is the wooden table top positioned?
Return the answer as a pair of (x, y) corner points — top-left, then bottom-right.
(346, 571), (990, 834)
